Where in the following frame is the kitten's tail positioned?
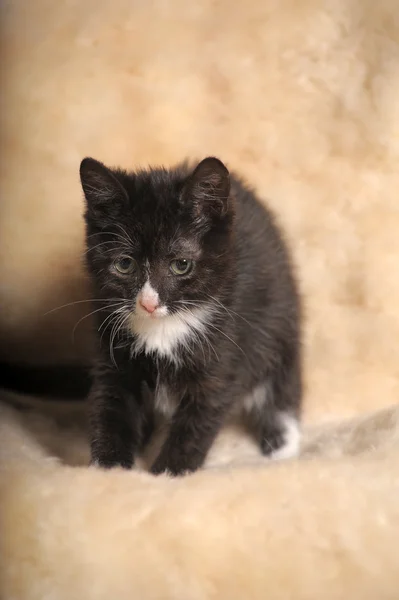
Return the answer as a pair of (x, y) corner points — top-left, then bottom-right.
(0, 361), (91, 400)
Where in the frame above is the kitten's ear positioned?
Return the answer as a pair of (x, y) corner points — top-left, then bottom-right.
(182, 157), (231, 218)
(79, 157), (128, 216)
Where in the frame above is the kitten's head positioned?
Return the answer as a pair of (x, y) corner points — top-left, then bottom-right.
(80, 156), (235, 356)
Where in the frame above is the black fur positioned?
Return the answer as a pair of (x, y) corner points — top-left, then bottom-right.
(80, 156), (302, 475)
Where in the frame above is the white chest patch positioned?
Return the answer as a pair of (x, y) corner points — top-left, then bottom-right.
(129, 305), (213, 362)
(154, 382), (179, 419)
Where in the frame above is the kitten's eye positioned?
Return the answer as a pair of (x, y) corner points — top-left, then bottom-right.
(113, 256), (137, 275)
(170, 259), (194, 276)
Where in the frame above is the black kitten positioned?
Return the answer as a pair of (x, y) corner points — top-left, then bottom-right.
(80, 156), (302, 475)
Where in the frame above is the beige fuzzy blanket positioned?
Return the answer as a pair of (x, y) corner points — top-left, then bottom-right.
(1, 393), (399, 599)
(1, 0), (399, 597)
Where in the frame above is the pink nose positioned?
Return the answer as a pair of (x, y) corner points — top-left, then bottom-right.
(139, 299), (158, 314)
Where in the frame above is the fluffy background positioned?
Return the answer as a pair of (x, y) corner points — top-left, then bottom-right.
(1, 394), (399, 599)
(2, 0), (399, 424)
(1, 1), (399, 597)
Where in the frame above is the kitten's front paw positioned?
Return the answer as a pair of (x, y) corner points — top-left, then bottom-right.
(150, 457), (190, 477)
(90, 455), (133, 470)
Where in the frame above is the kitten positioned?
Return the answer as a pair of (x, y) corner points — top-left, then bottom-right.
(80, 156), (302, 475)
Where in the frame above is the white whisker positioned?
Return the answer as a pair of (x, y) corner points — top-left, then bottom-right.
(72, 302), (125, 340)
(205, 293), (253, 328)
(98, 306), (129, 344)
(99, 308), (124, 347)
(84, 240), (131, 256)
(112, 223), (135, 247)
(206, 321), (246, 357)
(109, 308), (131, 367)
(44, 297), (126, 316)
(177, 303), (246, 357)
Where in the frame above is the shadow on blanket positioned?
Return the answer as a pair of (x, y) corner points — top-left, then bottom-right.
(2, 388), (399, 467)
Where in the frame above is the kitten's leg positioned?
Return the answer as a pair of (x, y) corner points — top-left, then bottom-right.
(246, 362), (301, 460)
(89, 369), (144, 469)
(150, 390), (229, 476)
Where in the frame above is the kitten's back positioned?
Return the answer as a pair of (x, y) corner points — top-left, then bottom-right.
(230, 174), (299, 311)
